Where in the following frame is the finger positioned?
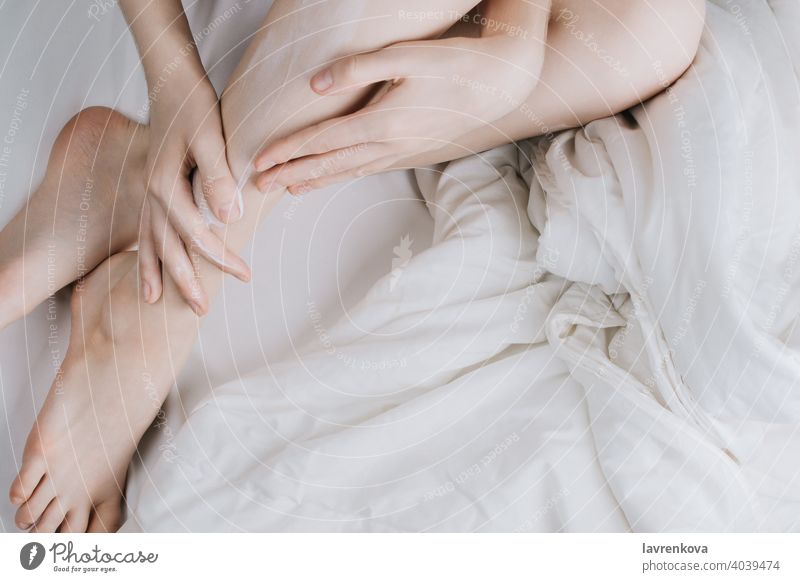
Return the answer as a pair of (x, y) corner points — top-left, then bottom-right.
(154, 178), (250, 282)
(254, 112), (376, 174)
(149, 202), (207, 314)
(310, 41), (433, 95)
(15, 475), (55, 529)
(255, 143), (387, 193)
(9, 457), (46, 506)
(138, 201), (162, 304)
(288, 155), (399, 195)
(191, 131), (242, 224)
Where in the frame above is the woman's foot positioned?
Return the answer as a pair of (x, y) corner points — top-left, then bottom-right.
(8, 251), (198, 532)
(0, 106), (146, 330)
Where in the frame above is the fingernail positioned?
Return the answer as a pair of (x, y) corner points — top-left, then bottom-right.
(142, 282), (152, 303)
(10, 494), (23, 505)
(17, 521), (31, 529)
(226, 260), (250, 282)
(189, 301), (204, 316)
(290, 183), (311, 196)
(311, 69), (334, 93)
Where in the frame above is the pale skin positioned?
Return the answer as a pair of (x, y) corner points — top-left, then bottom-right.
(3, 0), (705, 532)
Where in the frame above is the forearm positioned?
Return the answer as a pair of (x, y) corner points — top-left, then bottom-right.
(416, 0), (552, 162)
(119, 0), (207, 86)
(415, 0), (700, 163)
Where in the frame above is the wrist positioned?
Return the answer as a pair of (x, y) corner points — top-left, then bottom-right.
(141, 39), (207, 91)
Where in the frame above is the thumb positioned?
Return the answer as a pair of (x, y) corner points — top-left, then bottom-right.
(192, 131), (241, 224)
(310, 42), (428, 95)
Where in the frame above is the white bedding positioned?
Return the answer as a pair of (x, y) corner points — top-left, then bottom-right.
(127, 144), (626, 532)
(2, 0), (799, 533)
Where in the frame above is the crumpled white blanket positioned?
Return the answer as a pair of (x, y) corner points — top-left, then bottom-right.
(128, 144), (626, 532)
(524, 0), (800, 531)
(126, 0), (800, 532)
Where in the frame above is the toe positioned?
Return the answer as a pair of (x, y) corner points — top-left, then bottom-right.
(9, 459), (46, 505)
(32, 498), (68, 533)
(60, 507), (91, 533)
(87, 499), (122, 533)
(15, 476), (54, 529)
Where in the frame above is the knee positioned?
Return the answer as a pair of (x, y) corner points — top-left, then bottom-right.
(628, 0), (706, 86)
(555, 0), (706, 110)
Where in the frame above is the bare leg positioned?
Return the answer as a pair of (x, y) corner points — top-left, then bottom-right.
(5, 0), (482, 534)
(8, 0), (704, 532)
(0, 108), (146, 330)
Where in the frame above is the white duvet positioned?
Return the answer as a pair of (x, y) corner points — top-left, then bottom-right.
(124, 0), (800, 532)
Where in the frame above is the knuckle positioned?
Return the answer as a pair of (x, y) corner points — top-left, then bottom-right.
(148, 174), (174, 202)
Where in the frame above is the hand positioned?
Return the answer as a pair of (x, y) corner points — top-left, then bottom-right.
(139, 67), (250, 313)
(252, 34), (544, 194)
